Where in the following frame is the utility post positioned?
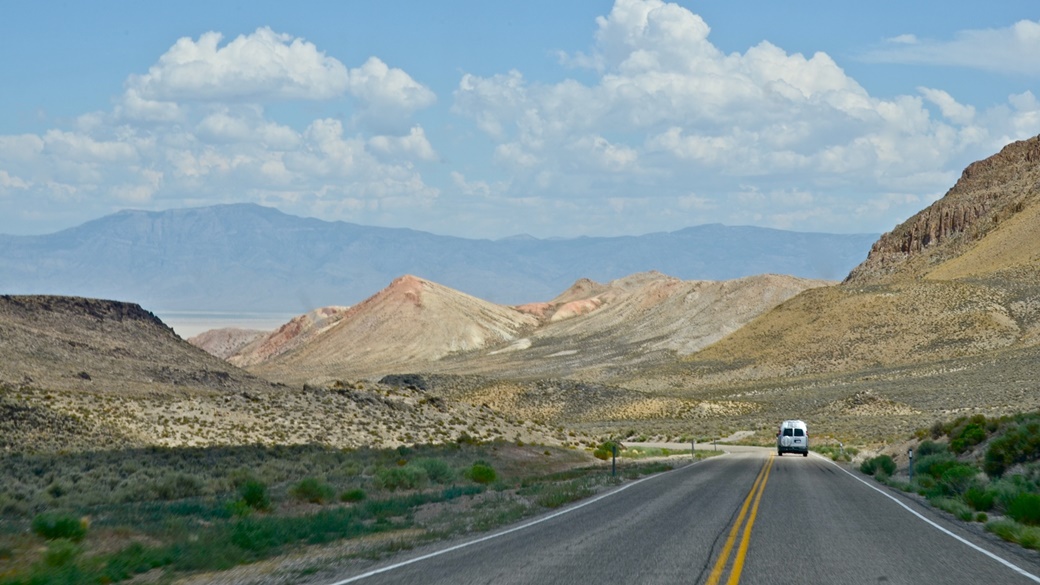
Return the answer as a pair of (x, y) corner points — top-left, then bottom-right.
(908, 448), (914, 483)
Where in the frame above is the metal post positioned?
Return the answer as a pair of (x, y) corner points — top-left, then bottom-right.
(612, 443), (617, 477)
(908, 448), (914, 483)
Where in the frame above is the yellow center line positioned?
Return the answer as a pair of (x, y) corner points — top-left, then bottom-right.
(706, 455), (774, 585)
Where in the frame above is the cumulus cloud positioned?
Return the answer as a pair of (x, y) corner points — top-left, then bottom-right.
(368, 126), (437, 161)
(451, 0), (1040, 235)
(861, 19), (1040, 76)
(0, 26), (443, 232)
(346, 57), (437, 132)
(125, 28), (349, 103)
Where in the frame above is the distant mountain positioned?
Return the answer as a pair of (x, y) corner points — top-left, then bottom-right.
(0, 204), (877, 312)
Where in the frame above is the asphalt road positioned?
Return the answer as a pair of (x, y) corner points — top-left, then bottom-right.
(327, 447), (1040, 585)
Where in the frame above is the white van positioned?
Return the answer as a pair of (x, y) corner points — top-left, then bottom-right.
(777, 420), (809, 457)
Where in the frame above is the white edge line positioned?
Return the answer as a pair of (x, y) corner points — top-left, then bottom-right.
(326, 454), (718, 584)
(820, 454), (1040, 583)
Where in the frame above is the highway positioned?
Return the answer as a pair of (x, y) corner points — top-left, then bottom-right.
(328, 447), (1040, 585)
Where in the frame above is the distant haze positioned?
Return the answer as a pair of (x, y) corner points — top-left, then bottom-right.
(0, 204), (877, 315)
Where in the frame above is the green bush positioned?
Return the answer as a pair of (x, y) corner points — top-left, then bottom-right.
(860, 455), (896, 477)
(1008, 492), (1040, 526)
(289, 477), (335, 504)
(413, 458), (455, 484)
(951, 423), (987, 454)
(238, 480), (270, 512)
(916, 440), (947, 457)
(374, 465), (428, 491)
(43, 539), (82, 568)
(937, 463), (979, 496)
(985, 421), (1040, 477)
(467, 462), (497, 485)
(32, 512), (87, 542)
(965, 486), (995, 511)
(340, 488), (367, 503)
(914, 454), (958, 479)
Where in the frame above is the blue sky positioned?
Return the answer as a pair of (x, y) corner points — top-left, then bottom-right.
(2, 0), (1039, 239)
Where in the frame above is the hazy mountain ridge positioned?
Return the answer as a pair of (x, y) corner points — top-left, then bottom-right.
(0, 204), (877, 312)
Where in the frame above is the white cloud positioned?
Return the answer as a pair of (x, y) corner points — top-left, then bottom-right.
(451, 0), (1040, 238)
(919, 87), (976, 125)
(368, 126), (437, 161)
(126, 28), (349, 102)
(346, 57), (436, 132)
(862, 19), (1040, 76)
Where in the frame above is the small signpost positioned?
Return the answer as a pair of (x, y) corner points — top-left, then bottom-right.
(612, 442), (618, 477)
(908, 448), (914, 483)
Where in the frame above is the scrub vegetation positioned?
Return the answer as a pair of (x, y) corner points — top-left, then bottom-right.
(862, 412), (1040, 551)
(0, 440), (677, 584)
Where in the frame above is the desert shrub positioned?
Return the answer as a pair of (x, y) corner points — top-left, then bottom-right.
(413, 458), (454, 484)
(937, 463), (979, 496)
(914, 453), (957, 479)
(289, 478), (335, 504)
(985, 421), (1040, 477)
(466, 462), (497, 485)
(916, 440), (947, 457)
(42, 539), (82, 568)
(375, 465), (428, 491)
(965, 486), (995, 512)
(951, 423), (987, 454)
(1007, 492), (1040, 526)
(238, 480), (270, 512)
(152, 472), (204, 501)
(32, 512), (87, 542)
(929, 496), (974, 522)
(340, 488), (366, 503)
(860, 455), (896, 477)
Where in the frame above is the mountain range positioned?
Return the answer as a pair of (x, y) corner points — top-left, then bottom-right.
(0, 204), (876, 312)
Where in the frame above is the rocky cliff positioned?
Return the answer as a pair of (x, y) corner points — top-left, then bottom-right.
(845, 134), (1040, 284)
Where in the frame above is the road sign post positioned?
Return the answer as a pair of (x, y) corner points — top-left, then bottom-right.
(908, 448), (914, 483)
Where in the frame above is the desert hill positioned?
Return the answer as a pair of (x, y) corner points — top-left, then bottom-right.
(234, 271), (829, 383)
(0, 295), (271, 396)
(847, 135), (1040, 285)
(0, 294), (570, 454)
(665, 134), (1040, 386)
(247, 275), (542, 382)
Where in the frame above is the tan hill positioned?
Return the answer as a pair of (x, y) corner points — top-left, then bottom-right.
(666, 134), (1040, 386)
(239, 271), (829, 383)
(187, 327), (267, 359)
(224, 305), (350, 367)
(248, 275), (541, 383)
(0, 294), (571, 454)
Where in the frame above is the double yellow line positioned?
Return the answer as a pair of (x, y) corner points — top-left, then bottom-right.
(706, 455), (774, 585)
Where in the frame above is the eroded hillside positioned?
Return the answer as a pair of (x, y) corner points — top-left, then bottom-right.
(239, 272), (829, 384)
(664, 134), (1040, 386)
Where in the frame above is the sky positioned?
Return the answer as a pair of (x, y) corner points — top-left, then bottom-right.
(1, 0), (1039, 239)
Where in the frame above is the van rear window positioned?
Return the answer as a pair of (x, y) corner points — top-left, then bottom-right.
(783, 428), (793, 436)
(794, 429), (804, 436)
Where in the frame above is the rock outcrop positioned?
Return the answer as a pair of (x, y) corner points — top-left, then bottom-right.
(846, 134), (1040, 284)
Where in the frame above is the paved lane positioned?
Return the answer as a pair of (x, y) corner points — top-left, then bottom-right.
(327, 448), (1040, 585)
